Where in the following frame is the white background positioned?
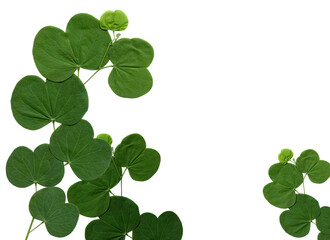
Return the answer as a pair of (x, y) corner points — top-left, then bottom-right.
(1, 0), (330, 239)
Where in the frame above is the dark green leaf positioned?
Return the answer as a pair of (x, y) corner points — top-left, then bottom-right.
(67, 159), (122, 217)
(319, 233), (330, 240)
(11, 75), (88, 130)
(133, 211), (183, 240)
(268, 163), (303, 187)
(29, 187), (79, 237)
(317, 207), (330, 235)
(6, 144), (64, 188)
(115, 134), (160, 181)
(296, 149), (330, 183)
(50, 120), (111, 180)
(85, 196), (140, 240)
(109, 38), (154, 98)
(263, 183), (297, 208)
(280, 194), (320, 237)
(33, 14), (111, 82)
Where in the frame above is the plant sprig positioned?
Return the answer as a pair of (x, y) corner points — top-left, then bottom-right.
(7, 10), (183, 240)
(263, 148), (330, 239)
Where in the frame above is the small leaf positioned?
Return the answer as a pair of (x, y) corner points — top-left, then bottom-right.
(67, 159), (122, 217)
(278, 148), (293, 163)
(280, 194), (320, 237)
(85, 196), (140, 240)
(97, 133), (113, 145)
(263, 163), (303, 208)
(296, 149), (330, 183)
(100, 10), (129, 31)
(109, 38), (154, 98)
(317, 207), (330, 235)
(6, 144), (64, 188)
(33, 13), (111, 82)
(133, 211), (183, 240)
(29, 187), (79, 237)
(115, 134), (161, 181)
(11, 75), (88, 130)
(50, 120), (111, 180)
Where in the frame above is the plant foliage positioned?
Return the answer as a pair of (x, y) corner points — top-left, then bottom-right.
(7, 10), (183, 240)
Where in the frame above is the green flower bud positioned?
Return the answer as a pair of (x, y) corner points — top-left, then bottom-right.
(278, 148), (294, 164)
(97, 133), (113, 146)
(100, 10), (128, 31)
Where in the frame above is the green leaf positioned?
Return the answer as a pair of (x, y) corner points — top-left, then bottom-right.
(6, 144), (64, 188)
(109, 38), (154, 98)
(317, 207), (330, 235)
(85, 196), (140, 240)
(11, 75), (88, 130)
(100, 10), (129, 31)
(115, 134), (161, 181)
(280, 194), (320, 237)
(263, 163), (303, 208)
(29, 187), (79, 237)
(33, 13), (111, 82)
(133, 211), (183, 240)
(97, 133), (113, 145)
(319, 233), (330, 240)
(278, 148), (293, 163)
(296, 149), (330, 183)
(50, 120), (111, 180)
(67, 159), (122, 217)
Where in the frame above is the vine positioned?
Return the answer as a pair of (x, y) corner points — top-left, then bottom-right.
(7, 10), (183, 240)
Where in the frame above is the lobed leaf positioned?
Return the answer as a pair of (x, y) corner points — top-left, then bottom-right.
(109, 38), (154, 98)
(29, 187), (79, 237)
(11, 75), (88, 130)
(133, 211), (183, 240)
(317, 207), (330, 235)
(50, 120), (111, 180)
(6, 144), (64, 188)
(115, 134), (160, 181)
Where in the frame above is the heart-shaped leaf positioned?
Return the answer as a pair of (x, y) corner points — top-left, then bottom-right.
(67, 159), (122, 217)
(263, 163), (303, 208)
(133, 211), (183, 240)
(50, 120), (111, 180)
(115, 134), (160, 181)
(33, 13), (111, 82)
(6, 144), (64, 188)
(280, 194), (320, 237)
(85, 196), (140, 240)
(11, 74), (88, 130)
(109, 38), (154, 98)
(317, 207), (330, 236)
(296, 149), (330, 183)
(29, 187), (79, 237)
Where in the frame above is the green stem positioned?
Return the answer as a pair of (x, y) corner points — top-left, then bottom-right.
(52, 121), (56, 131)
(25, 218), (34, 240)
(84, 69), (100, 85)
(64, 162), (70, 166)
(77, 67), (80, 78)
(109, 190), (116, 196)
(126, 234), (133, 239)
(29, 221), (44, 233)
(303, 174), (307, 194)
(121, 168), (128, 196)
(35, 183), (37, 192)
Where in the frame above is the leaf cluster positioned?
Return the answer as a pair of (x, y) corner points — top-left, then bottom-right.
(263, 149), (330, 239)
(7, 10), (183, 240)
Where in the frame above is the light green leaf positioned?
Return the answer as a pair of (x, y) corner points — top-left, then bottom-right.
(50, 120), (111, 180)
(296, 149), (330, 183)
(100, 10), (129, 31)
(97, 133), (113, 145)
(11, 75), (88, 130)
(278, 148), (293, 163)
(133, 211), (183, 240)
(33, 13), (111, 82)
(85, 196), (140, 240)
(6, 144), (64, 188)
(29, 187), (79, 237)
(67, 159), (122, 217)
(115, 134), (160, 181)
(317, 207), (330, 235)
(280, 194), (320, 237)
(109, 38), (154, 98)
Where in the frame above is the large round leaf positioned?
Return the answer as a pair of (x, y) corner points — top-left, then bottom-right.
(29, 187), (79, 237)
(68, 159), (122, 217)
(109, 38), (154, 98)
(6, 144), (64, 188)
(280, 194), (320, 237)
(115, 134), (160, 181)
(263, 163), (303, 208)
(317, 207), (330, 235)
(296, 149), (330, 183)
(50, 120), (111, 180)
(319, 233), (330, 240)
(133, 211), (183, 240)
(11, 75), (88, 130)
(85, 196), (140, 240)
(33, 13), (111, 82)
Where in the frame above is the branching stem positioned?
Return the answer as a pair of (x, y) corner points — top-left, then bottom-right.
(29, 221), (44, 233)
(126, 234), (133, 239)
(25, 218), (34, 240)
